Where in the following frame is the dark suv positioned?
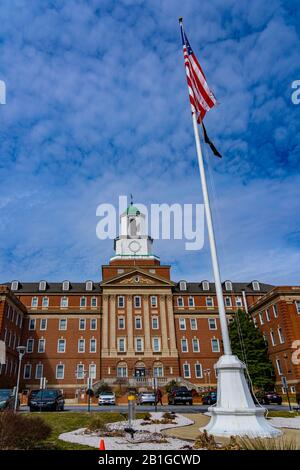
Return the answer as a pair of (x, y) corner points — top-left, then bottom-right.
(167, 386), (193, 405)
(29, 389), (65, 411)
(255, 391), (282, 405)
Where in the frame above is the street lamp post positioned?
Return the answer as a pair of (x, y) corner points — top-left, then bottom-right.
(14, 346), (26, 412)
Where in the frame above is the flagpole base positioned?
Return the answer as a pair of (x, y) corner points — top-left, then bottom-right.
(201, 355), (282, 438)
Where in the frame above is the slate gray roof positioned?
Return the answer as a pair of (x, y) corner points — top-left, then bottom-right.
(1, 282), (102, 293)
(172, 282), (274, 294)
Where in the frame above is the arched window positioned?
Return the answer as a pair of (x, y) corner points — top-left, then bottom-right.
(153, 361), (164, 377)
(202, 280), (210, 291)
(11, 280), (19, 291)
(62, 280), (70, 291)
(225, 280), (232, 291)
(252, 281), (260, 291)
(179, 280), (187, 291)
(39, 280), (47, 291)
(117, 362), (128, 378)
(85, 280), (93, 291)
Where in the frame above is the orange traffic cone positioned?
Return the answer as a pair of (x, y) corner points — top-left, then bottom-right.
(99, 439), (106, 451)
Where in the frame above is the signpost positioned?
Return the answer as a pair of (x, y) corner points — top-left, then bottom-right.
(87, 377), (93, 412)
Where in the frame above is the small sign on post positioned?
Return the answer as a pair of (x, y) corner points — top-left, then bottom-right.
(40, 377), (47, 390)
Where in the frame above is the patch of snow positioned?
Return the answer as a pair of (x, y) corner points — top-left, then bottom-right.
(59, 412), (195, 450)
(269, 417), (300, 430)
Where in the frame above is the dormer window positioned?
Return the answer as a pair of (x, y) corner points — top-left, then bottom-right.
(225, 281), (232, 291)
(62, 280), (70, 291)
(39, 280), (47, 291)
(179, 280), (187, 291)
(85, 280), (93, 291)
(11, 280), (19, 291)
(252, 281), (260, 291)
(202, 280), (210, 291)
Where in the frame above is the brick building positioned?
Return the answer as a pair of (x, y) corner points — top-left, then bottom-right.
(0, 205), (299, 398)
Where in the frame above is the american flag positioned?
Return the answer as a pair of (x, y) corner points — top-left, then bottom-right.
(180, 20), (217, 124)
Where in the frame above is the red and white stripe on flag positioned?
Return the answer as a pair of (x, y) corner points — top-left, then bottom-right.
(181, 23), (216, 123)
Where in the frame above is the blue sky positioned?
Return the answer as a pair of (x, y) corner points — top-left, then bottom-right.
(0, 0), (299, 285)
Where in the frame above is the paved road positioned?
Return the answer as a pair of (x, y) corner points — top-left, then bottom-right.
(20, 404), (293, 413)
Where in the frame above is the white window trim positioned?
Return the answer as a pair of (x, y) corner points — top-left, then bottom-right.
(80, 296), (87, 308)
(151, 316), (159, 329)
(90, 318), (97, 330)
(179, 318), (186, 330)
(78, 338), (85, 353)
(90, 338), (97, 353)
(79, 318), (86, 330)
(60, 296), (69, 308)
(40, 318), (47, 330)
(91, 296), (97, 308)
(181, 338), (188, 353)
(118, 316), (125, 329)
(211, 338), (220, 352)
(208, 318), (217, 330)
(195, 363), (203, 378)
(134, 296), (141, 308)
(118, 296), (125, 308)
(42, 297), (49, 308)
(179, 280), (187, 291)
(26, 338), (34, 353)
(152, 337), (161, 353)
(35, 364), (43, 379)
(270, 330), (276, 346)
(192, 338), (200, 352)
(206, 297), (214, 307)
(31, 297), (38, 308)
(117, 337), (126, 353)
(57, 339), (66, 353)
(59, 318), (67, 330)
(188, 296), (195, 307)
(85, 280), (93, 291)
(190, 318), (197, 330)
(56, 364), (65, 379)
(135, 316), (142, 329)
(23, 364), (32, 379)
(29, 318), (36, 330)
(150, 296), (157, 308)
(177, 297), (184, 307)
(62, 280), (70, 291)
(38, 338), (46, 353)
(183, 363), (191, 378)
(135, 337), (144, 353)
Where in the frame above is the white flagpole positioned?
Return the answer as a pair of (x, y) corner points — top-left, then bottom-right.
(191, 112), (232, 356)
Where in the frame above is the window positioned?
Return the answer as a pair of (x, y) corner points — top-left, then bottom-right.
(195, 363), (203, 378)
(153, 365), (164, 377)
(179, 318), (186, 330)
(266, 308), (270, 322)
(62, 280), (69, 291)
(149, 269), (156, 274)
(117, 269), (125, 275)
(206, 297), (214, 307)
(252, 281), (260, 291)
(118, 338), (126, 353)
(135, 317), (142, 329)
(278, 327), (285, 344)
(38, 339), (45, 353)
(60, 296), (68, 308)
(259, 312), (264, 325)
(90, 318), (97, 330)
(190, 318), (197, 330)
(181, 338), (188, 352)
(57, 339), (66, 353)
(202, 280), (210, 291)
(85, 280), (93, 291)
(152, 337), (161, 352)
(24, 364), (32, 379)
(236, 297), (243, 308)
(177, 297), (184, 307)
(150, 296), (157, 308)
(35, 364), (43, 379)
(59, 318), (67, 330)
(80, 297), (87, 308)
(296, 301), (300, 314)
(290, 385), (296, 394)
(134, 276), (140, 283)
(89, 363), (96, 379)
(79, 318), (86, 330)
(118, 296), (125, 308)
(11, 280), (19, 291)
(152, 316), (159, 329)
(56, 364), (64, 379)
(31, 297), (38, 308)
(42, 297), (49, 308)
(208, 318), (217, 330)
(117, 364), (128, 377)
(276, 359), (282, 375)
(179, 280), (187, 291)
(118, 316), (125, 329)
(39, 280), (46, 291)
(225, 281), (232, 291)
(135, 338), (143, 352)
(270, 330), (276, 346)
(225, 296), (232, 307)
(211, 338), (220, 352)
(134, 296), (141, 308)
(26, 339), (34, 353)
(91, 297), (97, 308)
(188, 296), (195, 307)
(40, 318), (47, 330)
(76, 364), (85, 379)
(192, 338), (200, 352)
(78, 339), (85, 353)
(90, 338), (96, 353)
(273, 304), (278, 318)
(183, 363), (191, 378)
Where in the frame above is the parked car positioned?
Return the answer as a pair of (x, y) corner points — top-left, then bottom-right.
(98, 391), (116, 405)
(137, 392), (156, 405)
(167, 386), (193, 405)
(27, 389), (40, 406)
(0, 389), (16, 410)
(29, 389), (65, 411)
(255, 391), (282, 405)
(202, 391), (217, 405)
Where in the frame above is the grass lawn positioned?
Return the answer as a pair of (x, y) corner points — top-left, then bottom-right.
(23, 411), (130, 450)
(267, 410), (300, 418)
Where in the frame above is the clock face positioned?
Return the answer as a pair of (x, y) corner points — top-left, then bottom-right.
(129, 240), (141, 253)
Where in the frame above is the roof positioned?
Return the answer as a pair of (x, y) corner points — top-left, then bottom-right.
(172, 281), (274, 294)
(122, 205), (141, 216)
(1, 282), (102, 294)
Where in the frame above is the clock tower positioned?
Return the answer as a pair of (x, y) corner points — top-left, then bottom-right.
(111, 204), (159, 262)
